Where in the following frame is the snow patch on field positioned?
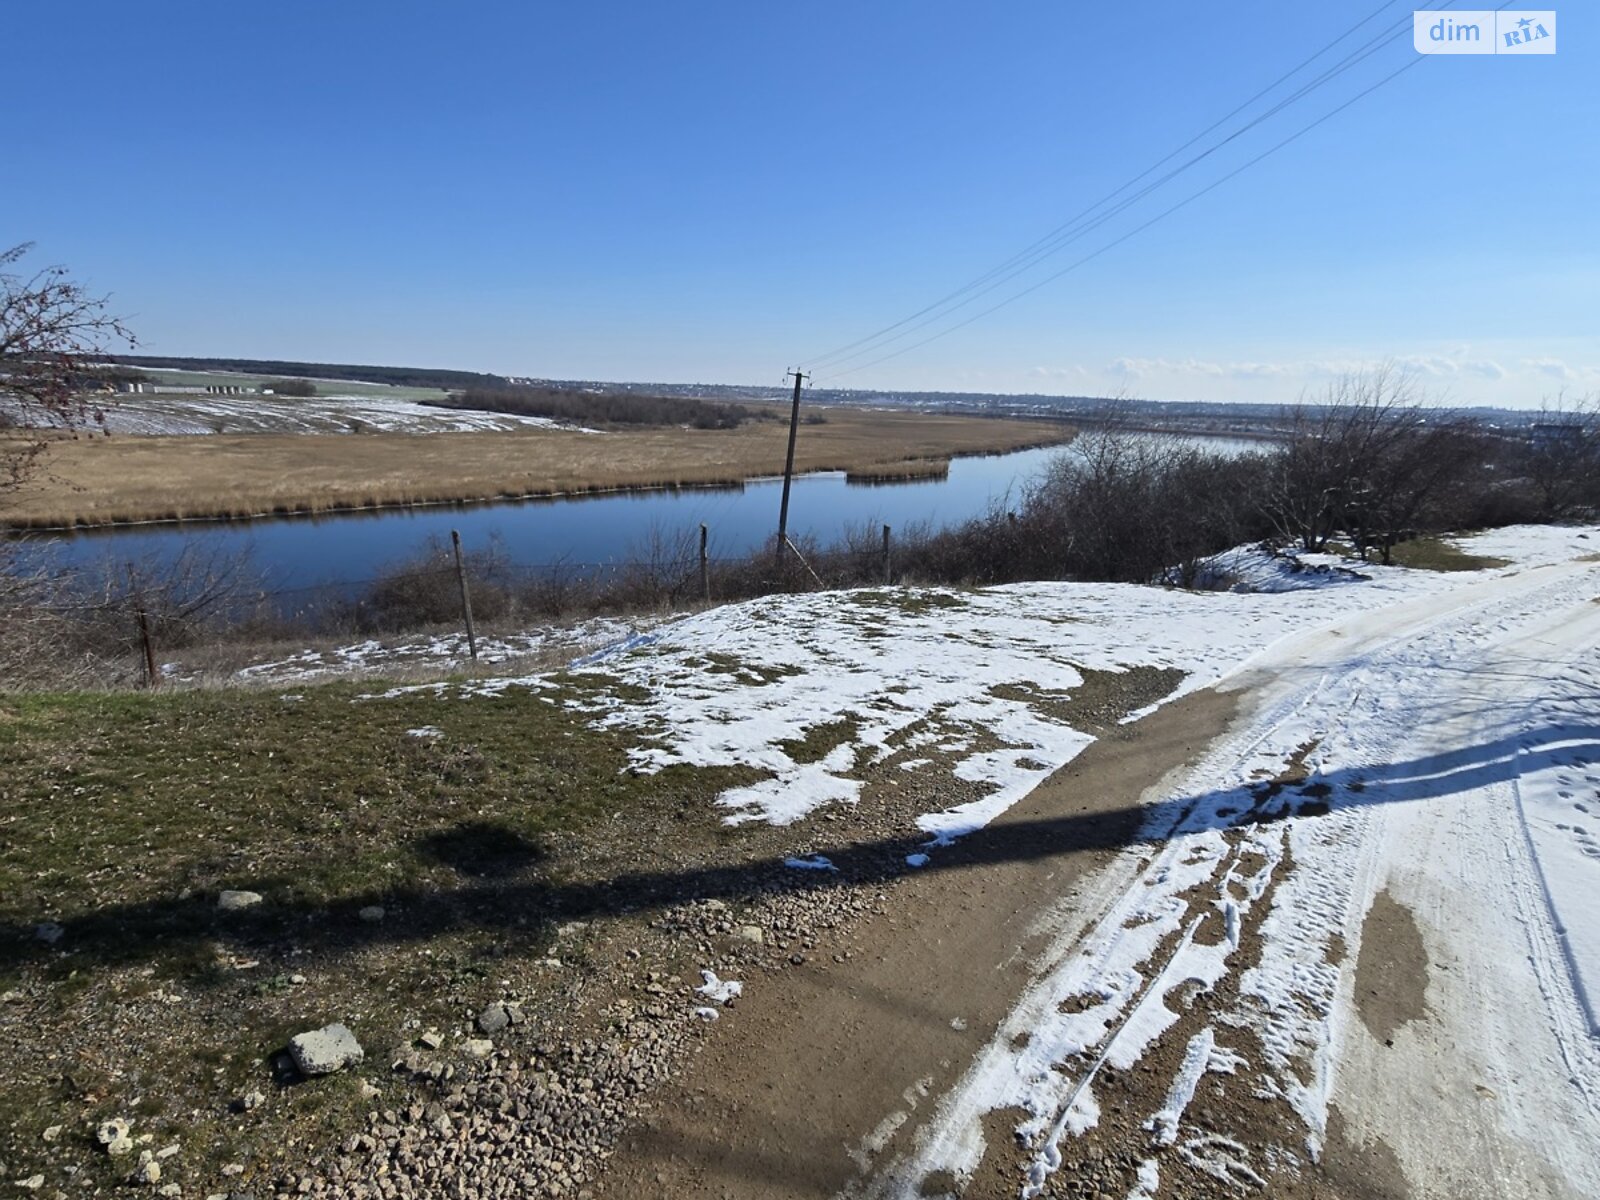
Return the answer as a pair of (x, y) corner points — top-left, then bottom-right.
(349, 526), (1600, 865)
(230, 617), (648, 685)
(8, 392), (598, 436)
(563, 529), (1580, 839)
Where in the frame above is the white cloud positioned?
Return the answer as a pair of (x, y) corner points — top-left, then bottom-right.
(1096, 350), (1542, 386)
(1522, 357), (1577, 381)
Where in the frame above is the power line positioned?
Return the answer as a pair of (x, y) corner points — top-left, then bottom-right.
(803, 2), (1429, 374)
(815, 2), (1515, 382)
(800, 2), (1427, 374)
(817, 51), (1431, 383)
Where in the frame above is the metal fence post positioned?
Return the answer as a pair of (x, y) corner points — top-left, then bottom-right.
(126, 564), (158, 687)
(451, 530), (478, 661)
(699, 523), (710, 603)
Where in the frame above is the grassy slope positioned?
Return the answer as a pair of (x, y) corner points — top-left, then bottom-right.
(0, 676), (765, 1192)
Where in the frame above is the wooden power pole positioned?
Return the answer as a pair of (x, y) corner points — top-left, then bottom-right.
(775, 369), (809, 564)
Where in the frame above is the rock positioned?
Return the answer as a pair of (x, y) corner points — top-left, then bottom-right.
(217, 891), (263, 913)
(135, 1160), (161, 1185)
(221, 1164), (244, 1177)
(287, 1024), (364, 1076)
(734, 925), (765, 946)
(156, 1143), (180, 1159)
(41, 1125), (62, 1142)
(358, 906), (385, 923)
(159, 1185), (181, 1197)
(462, 1039), (494, 1060)
(240, 1091), (266, 1111)
(34, 922), (64, 945)
(97, 1117), (133, 1152)
(418, 1030), (444, 1051)
(289, 974), (307, 986)
(16, 1176), (44, 1191)
(359, 1081), (382, 1100)
(476, 1004), (510, 1035)
(502, 1001), (525, 1026)
(1, 989), (23, 1003)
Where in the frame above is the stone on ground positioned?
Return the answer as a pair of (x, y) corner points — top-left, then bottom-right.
(288, 1023), (364, 1076)
(217, 890), (263, 912)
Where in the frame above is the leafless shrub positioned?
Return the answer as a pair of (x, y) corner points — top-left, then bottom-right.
(1259, 367), (1497, 561)
(342, 536), (514, 632)
(1518, 392), (1600, 521)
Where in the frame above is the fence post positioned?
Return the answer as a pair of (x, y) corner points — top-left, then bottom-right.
(882, 524), (892, 585)
(127, 564), (158, 687)
(451, 530), (478, 662)
(699, 523), (710, 603)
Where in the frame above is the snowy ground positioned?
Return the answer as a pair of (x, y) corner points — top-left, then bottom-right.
(189, 617), (653, 686)
(835, 532), (1600, 1199)
(243, 525), (1600, 1193)
(345, 524), (1600, 1197)
(2, 392), (590, 436)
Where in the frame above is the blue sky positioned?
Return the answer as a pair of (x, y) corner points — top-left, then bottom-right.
(9, 2), (1595, 406)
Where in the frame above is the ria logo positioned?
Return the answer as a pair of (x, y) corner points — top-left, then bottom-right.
(1414, 10), (1556, 54)
(1501, 13), (1554, 47)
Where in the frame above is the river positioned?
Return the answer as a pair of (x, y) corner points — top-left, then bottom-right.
(17, 436), (1267, 593)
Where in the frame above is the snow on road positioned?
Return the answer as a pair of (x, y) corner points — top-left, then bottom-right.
(853, 537), (1600, 1199)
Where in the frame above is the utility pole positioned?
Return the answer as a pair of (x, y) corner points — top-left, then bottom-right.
(775, 369), (808, 564)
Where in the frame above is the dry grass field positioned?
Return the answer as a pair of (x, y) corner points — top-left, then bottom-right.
(6, 407), (1073, 528)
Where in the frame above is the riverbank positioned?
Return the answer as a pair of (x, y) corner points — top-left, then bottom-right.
(4, 409), (1074, 530)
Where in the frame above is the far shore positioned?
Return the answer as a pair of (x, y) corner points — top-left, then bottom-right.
(5, 408), (1075, 531)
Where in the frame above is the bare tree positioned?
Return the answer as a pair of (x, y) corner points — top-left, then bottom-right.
(0, 243), (135, 502)
(1519, 392), (1600, 521)
(1344, 416), (1490, 563)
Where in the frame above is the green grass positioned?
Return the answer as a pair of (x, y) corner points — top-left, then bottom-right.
(846, 588), (968, 617)
(681, 653), (803, 686)
(1386, 536), (1511, 573)
(143, 368), (448, 402)
(0, 679), (752, 932)
(0, 676), (774, 1193)
(777, 715), (862, 765)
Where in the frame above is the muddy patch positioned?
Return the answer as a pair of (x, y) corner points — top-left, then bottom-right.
(1354, 889), (1430, 1043)
(1324, 1104), (1414, 1199)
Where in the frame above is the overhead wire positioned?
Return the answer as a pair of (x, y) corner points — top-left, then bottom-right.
(817, 49), (1435, 383)
(800, 1), (1407, 372)
(802, 3), (1478, 382)
(803, 3), (1433, 375)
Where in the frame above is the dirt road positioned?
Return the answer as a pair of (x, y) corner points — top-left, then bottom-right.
(599, 558), (1600, 1199)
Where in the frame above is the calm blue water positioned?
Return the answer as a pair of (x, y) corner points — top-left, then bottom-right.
(20, 436), (1266, 592)
(24, 447), (1058, 591)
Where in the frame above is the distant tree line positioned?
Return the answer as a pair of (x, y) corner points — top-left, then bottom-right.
(897, 369), (1599, 589)
(431, 386), (765, 430)
(101, 355), (505, 391)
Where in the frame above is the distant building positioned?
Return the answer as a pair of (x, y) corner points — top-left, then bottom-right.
(119, 382), (257, 395)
